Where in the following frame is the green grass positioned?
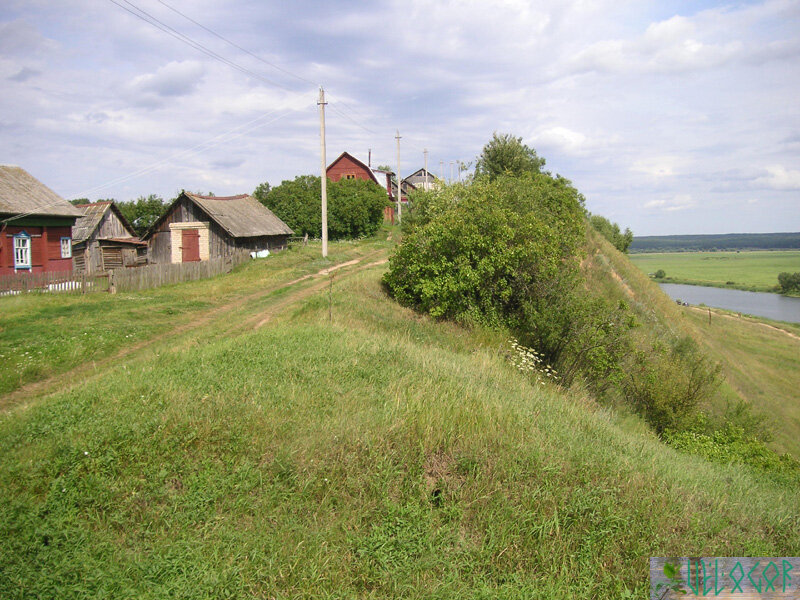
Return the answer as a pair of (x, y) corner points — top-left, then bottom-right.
(587, 230), (800, 458)
(0, 234), (392, 398)
(628, 250), (800, 293)
(682, 308), (800, 457)
(1, 240), (799, 598)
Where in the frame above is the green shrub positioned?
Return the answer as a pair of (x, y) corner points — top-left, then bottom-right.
(654, 269), (666, 279)
(778, 271), (800, 293)
(665, 424), (800, 484)
(588, 214), (633, 253)
(621, 338), (720, 434)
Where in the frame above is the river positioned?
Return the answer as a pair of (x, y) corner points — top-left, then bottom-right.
(658, 283), (800, 324)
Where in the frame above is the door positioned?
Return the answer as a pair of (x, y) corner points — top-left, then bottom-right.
(181, 229), (201, 262)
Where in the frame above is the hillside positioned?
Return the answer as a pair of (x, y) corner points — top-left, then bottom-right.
(1, 233), (799, 598)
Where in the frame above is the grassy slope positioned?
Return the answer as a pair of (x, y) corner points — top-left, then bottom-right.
(587, 230), (800, 457)
(2, 234), (799, 598)
(628, 250), (800, 293)
(0, 237), (390, 398)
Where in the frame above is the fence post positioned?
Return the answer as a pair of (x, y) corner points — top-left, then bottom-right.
(109, 269), (116, 294)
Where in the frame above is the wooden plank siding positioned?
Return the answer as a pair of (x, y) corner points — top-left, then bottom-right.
(147, 195), (290, 264)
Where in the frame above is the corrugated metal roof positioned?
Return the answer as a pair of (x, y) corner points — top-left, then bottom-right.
(0, 165), (83, 219)
(186, 193), (294, 238)
(72, 202), (111, 242)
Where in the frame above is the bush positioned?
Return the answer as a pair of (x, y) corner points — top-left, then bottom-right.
(621, 338), (720, 434)
(383, 174), (586, 329)
(588, 214), (633, 253)
(665, 424), (800, 485)
(778, 271), (800, 293)
(654, 269), (666, 279)
(255, 175), (388, 240)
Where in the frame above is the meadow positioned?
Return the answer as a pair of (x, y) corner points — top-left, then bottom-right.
(628, 250), (800, 292)
(1, 230), (799, 598)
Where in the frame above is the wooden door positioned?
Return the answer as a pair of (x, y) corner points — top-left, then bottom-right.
(181, 229), (201, 262)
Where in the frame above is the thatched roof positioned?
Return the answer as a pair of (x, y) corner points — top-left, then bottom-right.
(186, 193), (294, 237)
(72, 201), (137, 243)
(0, 165), (82, 219)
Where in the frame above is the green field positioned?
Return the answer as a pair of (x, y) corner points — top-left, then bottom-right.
(629, 250), (800, 292)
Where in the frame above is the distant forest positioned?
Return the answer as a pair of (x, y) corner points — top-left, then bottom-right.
(629, 232), (800, 253)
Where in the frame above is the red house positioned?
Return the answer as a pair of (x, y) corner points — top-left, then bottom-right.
(326, 151), (409, 223)
(0, 166), (82, 276)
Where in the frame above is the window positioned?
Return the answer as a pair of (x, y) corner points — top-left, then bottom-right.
(60, 237), (72, 258)
(13, 232), (31, 270)
(345, 174), (357, 180)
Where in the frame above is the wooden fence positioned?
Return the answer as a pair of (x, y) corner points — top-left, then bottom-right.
(0, 251), (250, 297)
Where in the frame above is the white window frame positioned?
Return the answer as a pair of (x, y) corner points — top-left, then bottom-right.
(13, 232), (31, 270)
(60, 237), (72, 259)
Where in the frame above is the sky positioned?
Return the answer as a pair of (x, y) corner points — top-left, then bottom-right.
(1, 0), (799, 235)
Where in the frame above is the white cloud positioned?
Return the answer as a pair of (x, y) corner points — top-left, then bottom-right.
(645, 194), (695, 211)
(756, 165), (800, 190)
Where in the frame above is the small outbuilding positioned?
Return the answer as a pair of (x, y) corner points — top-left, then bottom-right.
(0, 165), (82, 275)
(144, 192), (293, 264)
(72, 201), (147, 273)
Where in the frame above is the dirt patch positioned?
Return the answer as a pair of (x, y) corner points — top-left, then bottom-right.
(609, 268), (635, 299)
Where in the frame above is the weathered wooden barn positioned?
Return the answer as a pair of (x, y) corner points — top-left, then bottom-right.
(0, 165), (82, 275)
(144, 192), (293, 264)
(72, 201), (147, 273)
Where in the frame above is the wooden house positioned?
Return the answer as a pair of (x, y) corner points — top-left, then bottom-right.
(72, 201), (147, 273)
(403, 168), (440, 191)
(0, 165), (82, 276)
(326, 152), (410, 223)
(144, 192), (293, 264)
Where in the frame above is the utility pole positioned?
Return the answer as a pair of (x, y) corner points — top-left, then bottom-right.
(395, 130), (402, 224)
(440, 159), (444, 182)
(318, 87), (328, 257)
(423, 148), (429, 190)
(450, 161), (454, 184)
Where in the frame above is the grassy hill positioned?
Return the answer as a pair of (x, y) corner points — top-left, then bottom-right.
(1, 231), (799, 598)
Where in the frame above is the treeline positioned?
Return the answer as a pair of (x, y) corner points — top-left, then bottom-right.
(630, 232), (800, 253)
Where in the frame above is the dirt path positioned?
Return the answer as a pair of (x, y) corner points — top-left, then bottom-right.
(1, 251), (387, 412)
(687, 306), (800, 343)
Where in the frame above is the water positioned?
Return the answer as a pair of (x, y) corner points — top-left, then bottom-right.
(659, 283), (800, 324)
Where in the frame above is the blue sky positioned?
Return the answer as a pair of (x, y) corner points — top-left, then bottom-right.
(1, 0), (798, 235)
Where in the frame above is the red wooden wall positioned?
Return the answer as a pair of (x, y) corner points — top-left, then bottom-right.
(0, 225), (73, 275)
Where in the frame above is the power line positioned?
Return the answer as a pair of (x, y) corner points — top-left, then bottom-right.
(108, 0), (300, 93)
(154, 0), (318, 88)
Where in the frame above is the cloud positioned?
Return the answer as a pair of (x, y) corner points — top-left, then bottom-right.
(644, 194), (695, 211)
(7, 67), (40, 82)
(127, 61), (206, 105)
(0, 19), (57, 57)
(755, 165), (800, 190)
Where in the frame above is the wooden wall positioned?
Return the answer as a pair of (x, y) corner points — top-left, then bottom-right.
(147, 196), (289, 264)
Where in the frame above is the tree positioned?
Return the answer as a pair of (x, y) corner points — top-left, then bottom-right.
(474, 132), (545, 180)
(589, 214), (634, 253)
(256, 175), (388, 239)
(252, 182), (271, 203)
(778, 272), (800, 293)
(116, 194), (167, 237)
